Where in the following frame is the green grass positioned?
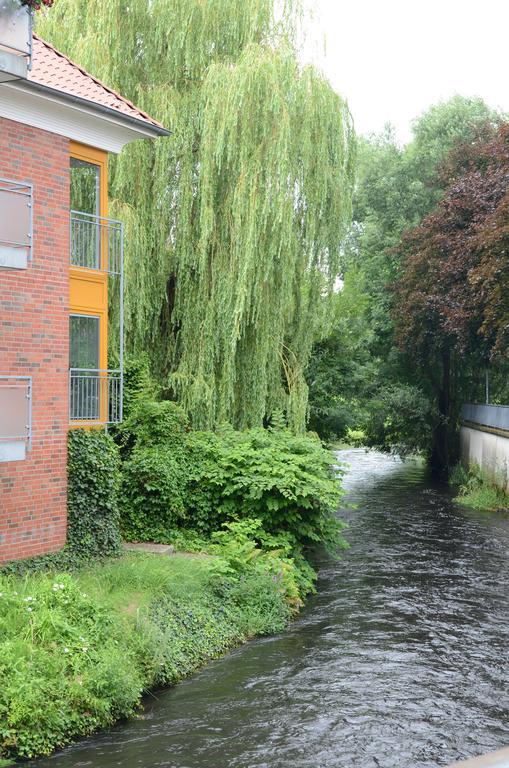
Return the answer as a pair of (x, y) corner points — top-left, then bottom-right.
(0, 550), (298, 761)
(451, 464), (509, 512)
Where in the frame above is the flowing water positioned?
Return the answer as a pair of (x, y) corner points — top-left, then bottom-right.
(34, 450), (509, 768)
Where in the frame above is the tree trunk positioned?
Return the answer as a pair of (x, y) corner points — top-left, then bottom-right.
(430, 348), (451, 475)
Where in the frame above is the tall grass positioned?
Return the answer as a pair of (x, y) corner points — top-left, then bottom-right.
(451, 463), (509, 512)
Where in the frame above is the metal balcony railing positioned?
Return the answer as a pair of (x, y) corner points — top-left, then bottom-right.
(70, 211), (123, 274)
(69, 369), (122, 424)
(0, 0), (32, 80)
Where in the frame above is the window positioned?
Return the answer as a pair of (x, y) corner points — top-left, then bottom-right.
(70, 315), (100, 370)
(70, 158), (100, 215)
(0, 177), (32, 269)
(70, 158), (101, 269)
(69, 315), (100, 420)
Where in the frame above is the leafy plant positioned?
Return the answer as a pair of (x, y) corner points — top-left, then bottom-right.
(116, 399), (188, 458)
(451, 463), (509, 511)
(186, 426), (347, 551)
(20, 0), (53, 9)
(67, 430), (122, 557)
(0, 544), (305, 762)
(364, 383), (437, 458)
(120, 446), (188, 541)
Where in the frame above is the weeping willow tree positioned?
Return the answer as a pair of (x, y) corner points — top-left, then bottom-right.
(39, 0), (355, 430)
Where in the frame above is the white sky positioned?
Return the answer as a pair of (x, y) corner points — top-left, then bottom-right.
(303, 0), (509, 143)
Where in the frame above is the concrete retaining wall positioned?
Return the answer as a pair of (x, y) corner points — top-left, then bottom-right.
(460, 425), (509, 494)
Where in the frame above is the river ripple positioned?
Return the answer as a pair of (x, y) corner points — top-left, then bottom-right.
(33, 449), (509, 768)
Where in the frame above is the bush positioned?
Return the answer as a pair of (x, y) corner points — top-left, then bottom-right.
(116, 399), (188, 458)
(67, 429), (122, 556)
(364, 383), (437, 457)
(186, 426), (347, 550)
(118, 399), (346, 555)
(121, 354), (158, 421)
(119, 401), (191, 541)
(121, 446), (188, 541)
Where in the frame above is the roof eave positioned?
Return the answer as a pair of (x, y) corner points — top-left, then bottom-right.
(18, 78), (171, 138)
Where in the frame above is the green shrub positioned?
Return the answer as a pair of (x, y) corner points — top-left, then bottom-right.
(121, 354), (158, 421)
(207, 518), (316, 609)
(364, 383), (437, 457)
(67, 429), (122, 556)
(118, 398), (346, 554)
(186, 426), (347, 550)
(121, 446), (188, 541)
(117, 399), (188, 458)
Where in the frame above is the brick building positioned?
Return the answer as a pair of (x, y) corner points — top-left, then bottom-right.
(0, 5), (168, 563)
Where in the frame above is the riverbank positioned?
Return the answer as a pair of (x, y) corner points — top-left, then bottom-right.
(0, 544), (308, 763)
(451, 463), (509, 512)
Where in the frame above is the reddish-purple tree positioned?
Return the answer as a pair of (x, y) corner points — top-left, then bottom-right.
(393, 124), (509, 470)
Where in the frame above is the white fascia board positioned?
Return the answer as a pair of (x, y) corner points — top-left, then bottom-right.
(0, 81), (158, 153)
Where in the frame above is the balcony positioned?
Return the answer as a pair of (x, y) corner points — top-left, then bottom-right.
(0, 0), (32, 81)
(70, 211), (123, 274)
(69, 211), (124, 424)
(69, 369), (122, 424)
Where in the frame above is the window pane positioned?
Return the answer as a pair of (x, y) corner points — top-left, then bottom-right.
(70, 315), (100, 370)
(70, 158), (99, 215)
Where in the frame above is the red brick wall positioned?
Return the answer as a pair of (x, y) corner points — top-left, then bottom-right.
(0, 117), (70, 562)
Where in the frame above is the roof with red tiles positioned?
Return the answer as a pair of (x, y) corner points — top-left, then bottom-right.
(28, 35), (166, 132)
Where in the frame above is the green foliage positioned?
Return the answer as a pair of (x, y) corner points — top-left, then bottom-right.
(364, 383), (438, 458)
(0, 543), (306, 761)
(451, 463), (509, 512)
(186, 426), (347, 550)
(117, 399), (188, 456)
(0, 573), (144, 759)
(332, 97), (507, 464)
(207, 518), (316, 608)
(121, 354), (158, 421)
(307, 269), (376, 440)
(39, 0), (355, 432)
(118, 400), (346, 552)
(67, 430), (122, 556)
(118, 400), (191, 541)
(121, 447), (188, 541)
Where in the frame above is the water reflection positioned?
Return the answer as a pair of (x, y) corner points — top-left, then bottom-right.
(32, 450), (509, 768)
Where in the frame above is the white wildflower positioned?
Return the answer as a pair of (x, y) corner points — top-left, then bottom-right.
(63, 647), (69, 653)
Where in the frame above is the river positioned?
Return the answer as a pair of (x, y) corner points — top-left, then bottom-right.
(33, 449), (509, 767)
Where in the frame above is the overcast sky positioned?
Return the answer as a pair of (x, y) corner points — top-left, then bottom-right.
(303, 0), (509, 143)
